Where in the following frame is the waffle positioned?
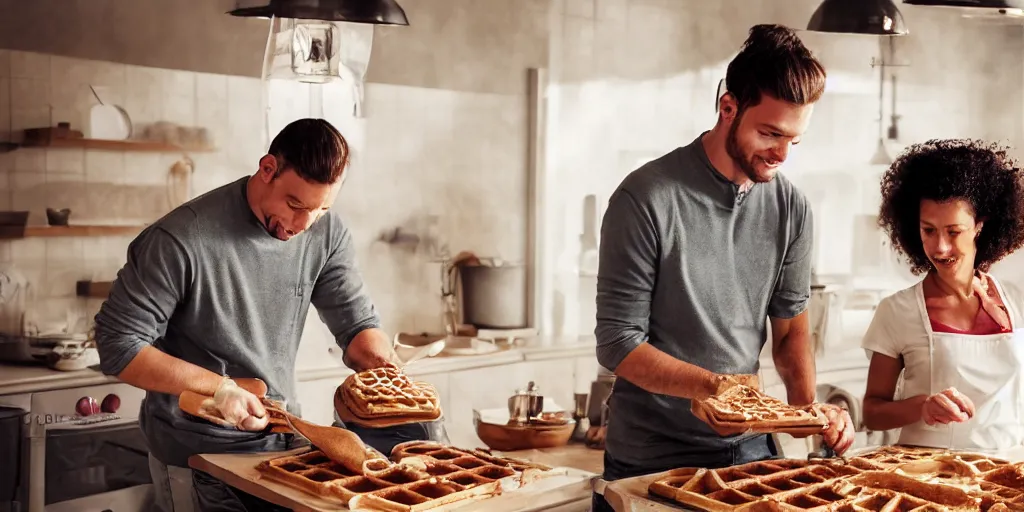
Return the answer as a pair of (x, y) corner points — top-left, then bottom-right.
(691, 382), (828, 437)
(336, 366), (442, 428)
(255, 441), (557, 511)
(648, 445), (1024, 511)
(390, 441), (553, 476)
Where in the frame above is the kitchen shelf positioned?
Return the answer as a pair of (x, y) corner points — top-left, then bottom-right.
(0, 225), (146, 239)
(76, 280), (113, 298)
(19, 137), (215, 153)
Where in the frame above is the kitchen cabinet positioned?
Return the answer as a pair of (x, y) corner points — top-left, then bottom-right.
(294, 378), (342, 426)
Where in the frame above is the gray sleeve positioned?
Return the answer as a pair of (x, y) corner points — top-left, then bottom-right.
(768, 200), (813, 319)
(594, 189), (659, 371)
(311, 223), (382, 352)
(93, 227), (192, 376)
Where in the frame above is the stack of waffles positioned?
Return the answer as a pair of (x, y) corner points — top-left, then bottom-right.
(648, 445), (1024, 511)
(256, 441), (557, 511)
(690, 382), (829, 437)
(335, 366), (443, 427)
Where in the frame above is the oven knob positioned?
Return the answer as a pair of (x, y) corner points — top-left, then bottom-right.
(101, 393), (121, 413)
(76, 396), (100, 417)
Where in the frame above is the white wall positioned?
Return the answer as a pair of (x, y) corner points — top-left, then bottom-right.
(539, 0), (1024, 341)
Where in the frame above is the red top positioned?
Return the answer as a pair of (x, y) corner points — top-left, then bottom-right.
(930, 300), (1011, 335)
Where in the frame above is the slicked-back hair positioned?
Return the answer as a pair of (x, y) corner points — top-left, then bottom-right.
(726, 24), (827, 112)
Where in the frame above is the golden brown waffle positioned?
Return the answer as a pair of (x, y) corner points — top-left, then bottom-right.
(854, 445), (1009, 472)
(390, 441), (553, 475)
(337, 366), (442, 427)
(647, 446), (1024, 512)
(691, 383), (828, 437)
(255, 441), (557, 511)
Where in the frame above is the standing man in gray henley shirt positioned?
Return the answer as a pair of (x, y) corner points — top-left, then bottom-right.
(592, 25), (855, 509)
(93, 119), (440, 512)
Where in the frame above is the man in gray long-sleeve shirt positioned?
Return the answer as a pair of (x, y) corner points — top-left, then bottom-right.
(93, 119), (443, 512)
(592, 25), (855, 510)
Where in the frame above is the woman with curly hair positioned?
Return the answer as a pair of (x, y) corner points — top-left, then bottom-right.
(861, 138), (1024, 451)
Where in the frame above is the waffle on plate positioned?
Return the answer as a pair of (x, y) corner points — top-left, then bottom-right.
(255, 441), (558, 511)
(648, 445), (1024, 511)
(335, 366), (443, 428)
(691, 382), (829, 437)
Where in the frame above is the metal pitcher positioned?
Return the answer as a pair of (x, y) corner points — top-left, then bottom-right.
(507, 381), (543, 424)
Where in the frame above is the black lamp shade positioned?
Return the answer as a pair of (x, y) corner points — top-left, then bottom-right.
(808, 0), (908, 35)
(229, 0), (409, 26)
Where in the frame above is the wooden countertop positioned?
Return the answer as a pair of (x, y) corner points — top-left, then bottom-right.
(502, 443), (604, 475)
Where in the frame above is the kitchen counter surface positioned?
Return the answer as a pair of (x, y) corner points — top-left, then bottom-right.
(0, 338), (599, 395)
(299, 338), (597, 382)
(0, 363), (114, 395)
(502, 442), (604, 475)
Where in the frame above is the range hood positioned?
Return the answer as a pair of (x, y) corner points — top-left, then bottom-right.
(229, 0), (409, 25)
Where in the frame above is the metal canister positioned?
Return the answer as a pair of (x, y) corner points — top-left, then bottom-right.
(507, 381), (543, 424)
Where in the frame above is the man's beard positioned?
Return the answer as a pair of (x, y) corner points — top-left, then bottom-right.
(725, 115), (772, 184)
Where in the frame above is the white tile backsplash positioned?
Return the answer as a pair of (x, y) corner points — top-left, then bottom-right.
(0, 45), (530, 342)
(10, 51), (49, 80)
(538, 1), (1024, 337)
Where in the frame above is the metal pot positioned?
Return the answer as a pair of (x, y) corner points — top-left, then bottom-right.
(459, 259), (527, 329)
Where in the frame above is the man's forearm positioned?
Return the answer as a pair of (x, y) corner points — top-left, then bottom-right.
(117, 345), (224, 396)
(772, 333), (816, 405)
(614, 343), (721, 400)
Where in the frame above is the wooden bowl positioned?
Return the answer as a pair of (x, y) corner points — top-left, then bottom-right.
(475, 420), (574, 451)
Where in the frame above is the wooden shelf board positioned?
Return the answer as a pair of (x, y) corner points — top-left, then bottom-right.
(0, 225), (146, 239)
(20, 137), (215, 153)
(76, 280), (113, 298)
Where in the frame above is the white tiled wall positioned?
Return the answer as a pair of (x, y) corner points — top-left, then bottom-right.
(0, 49), (529, 358)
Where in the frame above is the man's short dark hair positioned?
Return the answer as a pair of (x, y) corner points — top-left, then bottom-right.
(267, 118), (349, 184)
(725, 24), (827, 112)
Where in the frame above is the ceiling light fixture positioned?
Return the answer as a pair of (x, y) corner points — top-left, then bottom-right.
(229, 0), (409, 26)
(807, 0), (909, 36)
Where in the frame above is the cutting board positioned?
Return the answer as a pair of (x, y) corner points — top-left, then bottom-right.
(598, 446), (1024, 512)
(599, 470), (695, 511)
(189, 449), (596, 512)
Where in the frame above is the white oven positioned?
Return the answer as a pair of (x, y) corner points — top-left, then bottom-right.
(0, 382), (152, 512)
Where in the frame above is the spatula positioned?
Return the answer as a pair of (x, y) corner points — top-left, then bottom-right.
(262, 402), (373, 474)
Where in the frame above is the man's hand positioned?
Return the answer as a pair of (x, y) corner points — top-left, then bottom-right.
(344, 328), (401, 371)
(922, 387), (975, 426)
(815, 403), (855, 455)
(694, 373), (761, 400)
(212, 378), (269, 431)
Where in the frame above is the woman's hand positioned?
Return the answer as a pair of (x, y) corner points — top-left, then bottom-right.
(922, 387), (975, 426)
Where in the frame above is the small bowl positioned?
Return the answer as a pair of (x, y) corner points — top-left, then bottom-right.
(46, 208), (71, 226)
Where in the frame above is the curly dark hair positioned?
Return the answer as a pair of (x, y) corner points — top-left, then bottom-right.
(878, 138), (1024, 275)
